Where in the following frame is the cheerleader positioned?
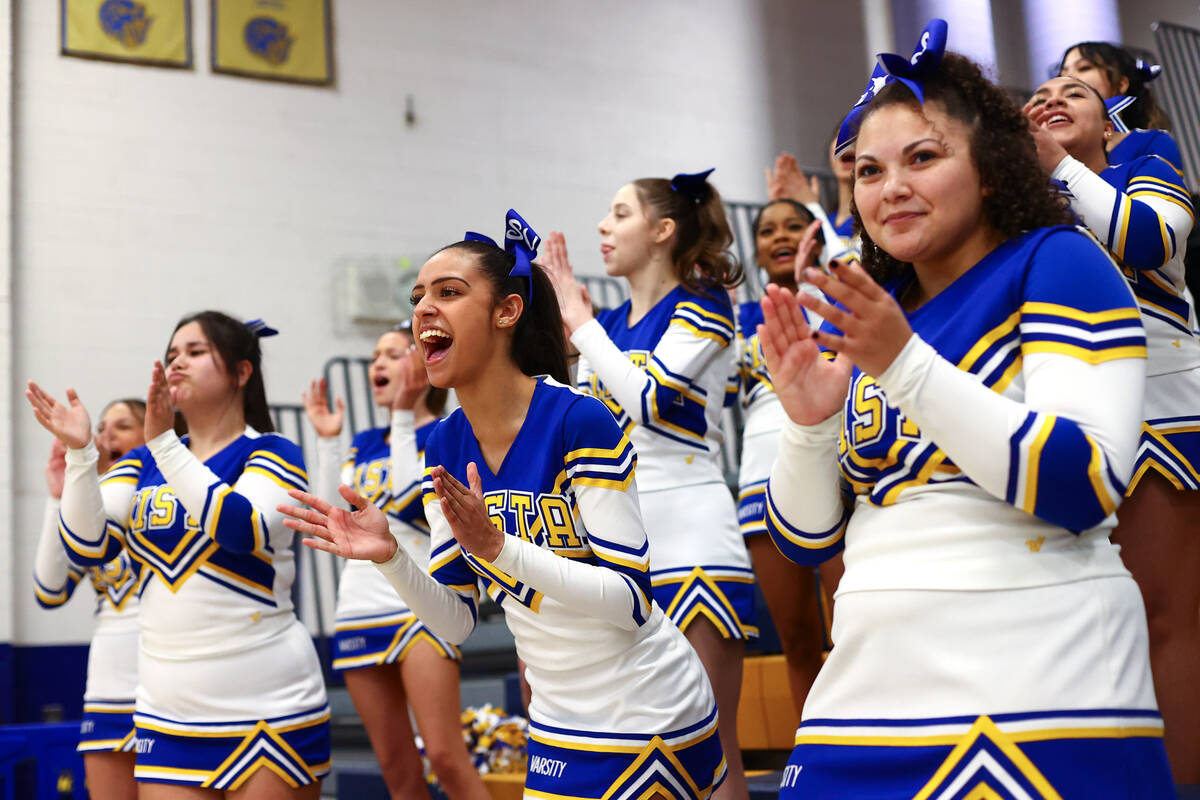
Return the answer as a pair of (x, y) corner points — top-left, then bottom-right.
(303, 324), (488, 799)
(281, 212), (725, 800)
(27, 312), (330, 798)
(731, 201), (831, 716)
(765, 140), (859, 263)
(762, 22), (1172, 797)
(34, 399), (147, 800)
(1027, 74), (1200, 783)
(542, 174), (752, 798)
(1058, 42), (1183, 173)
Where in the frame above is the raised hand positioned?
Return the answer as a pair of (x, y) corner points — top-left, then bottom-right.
(431, 464), (505, 562)
(1021, 99), (1071, 175)
(541, 231), (594, 334)
(392, 345), (430, 411)
(795, 260), (913, 378)
(766, 152), (821, 205)
(45, 439), (67, 499)
(758, 284), (853, 426)
(302, 378), (344, 437)
(794, 219), (824, 284)
(280, 486), (398, 564)
(144, 361), (176, 441)
(26, 381), (93, 450)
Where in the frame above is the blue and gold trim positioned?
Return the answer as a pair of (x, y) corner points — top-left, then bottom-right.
(132, 705), (331, 789)
(524, 706), (726, 799)
(331, 611), (461, 671)
(651, 566), (757, 640)
(780, 709), (1171, 798)
(764, 484), (848, 565)
(78, 700), (136, 753)
(1130, 415), (1200, 492)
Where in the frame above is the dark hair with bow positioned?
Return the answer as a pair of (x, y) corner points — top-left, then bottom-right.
(167, 311), (276, 432)
(1058, 42), (1170, 132)
(437, 214), (570, 384)
(632, 169), (743, 292)
(851, 51), (1072, 284)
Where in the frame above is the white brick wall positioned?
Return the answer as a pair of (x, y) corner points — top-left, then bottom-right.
(6, 0), (868, 644)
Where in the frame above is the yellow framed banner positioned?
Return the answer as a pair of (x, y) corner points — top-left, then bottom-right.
(61, 0), (193, 68)
(211, 0), (334, 86)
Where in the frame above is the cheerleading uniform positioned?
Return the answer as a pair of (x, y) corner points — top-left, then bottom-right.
(766, 226), (1172, 797)
(572, 286), (756, 640)
(58, 430), (330, 790)
(734, 295), (822, 538)
(35, 494), (142, 754)
(313, 411), (459, 671)
(373, 378), (725, 799)
(1108, 129), (1185, 176)
(1053, 153), (1200, 490)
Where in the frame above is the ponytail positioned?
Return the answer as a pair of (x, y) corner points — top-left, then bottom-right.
(632, 177), (743, 291)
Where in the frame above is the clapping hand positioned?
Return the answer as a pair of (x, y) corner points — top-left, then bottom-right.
(303, 378), (344, 437)
(758, 285), (853, 426)
(541, 231), (594, 335)
(430, 464), (505, 562)
(392, 346), (430, 411)
(794, 260), (913, 378)
(144, 361), (177, 441)
(766, 152), (821, 205)
(280, 486), (399, 564)
(26, 382), (93, 450)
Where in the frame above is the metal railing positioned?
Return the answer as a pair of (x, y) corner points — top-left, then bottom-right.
(1153, 21), (1200, 188)
(275, 190), (874, 644)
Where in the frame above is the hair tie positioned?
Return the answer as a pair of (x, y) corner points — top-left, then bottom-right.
(670, 168), (715, 203)
(1134, 59), (1162, 83)
(1104, 95), (1136, 133)
(464, 209), (541, 302)
(834, 18), (948, 158)
(244, 318), (279, 338)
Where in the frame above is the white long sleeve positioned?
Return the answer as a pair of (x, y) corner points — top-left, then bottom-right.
(312, 435), (348, 507)
(374, 499), (478, 644)
(388, 409), (422, 503)
(59, 441), (136, 565)
(876, 334), (1143, 530)
(146, 429), (304, 556)
(764, 414), (849, 565)
(1053, 155), (1193, 271)
(33, 498), (85, 607)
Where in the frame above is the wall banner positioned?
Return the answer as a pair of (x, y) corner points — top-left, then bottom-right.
(211, 0), (334, 86)
(61, 0), (193, 68)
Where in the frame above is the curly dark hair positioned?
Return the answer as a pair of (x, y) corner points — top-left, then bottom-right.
(850, 52), (1073, 284)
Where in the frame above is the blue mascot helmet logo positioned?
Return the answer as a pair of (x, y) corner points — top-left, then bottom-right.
(99, 0), (154, 49)
(244, 17), (295, 66)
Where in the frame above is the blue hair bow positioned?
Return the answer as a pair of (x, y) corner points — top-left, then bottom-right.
(244, 318), (279, 337)
(670, 168), (715, 202)
(835, 64), (888, 158)
(833, 18), (948, 158)
(1105, 95), (1136, 133)
(464, 208), (541, 302)
(1134, 59), (1161, 83)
